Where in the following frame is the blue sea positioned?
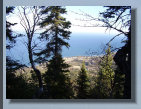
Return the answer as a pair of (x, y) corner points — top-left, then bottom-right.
(6, 33), (126, 66)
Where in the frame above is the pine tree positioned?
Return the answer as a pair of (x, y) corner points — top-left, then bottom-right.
(100, 6), (131, 98)
(6, 6), (16, 49)
(96, 44), (115, 98)
(36, 6), (71, 59)
(112, 67), (125, 98)
(44, 55), (73, 98)
(77, 62), (90, 99)
(37, 6), (73, 98)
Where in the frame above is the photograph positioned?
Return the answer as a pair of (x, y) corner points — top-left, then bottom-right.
(6, 6), (131, 99)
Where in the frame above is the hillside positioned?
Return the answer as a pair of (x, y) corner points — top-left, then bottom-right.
(64, 56), (100, 74)
(14, 56), (101, 80)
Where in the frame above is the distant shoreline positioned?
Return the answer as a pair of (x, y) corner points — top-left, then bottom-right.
(63, 51), (116, 58)
(22, 52), (116, 68)
(16, 53), (116, 74)
(63, 54), (104, 58)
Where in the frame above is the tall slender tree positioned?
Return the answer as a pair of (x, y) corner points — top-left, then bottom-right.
(17, 6), (43, 96)
(6, 7), (29, 99)
(77, 62), (90, 99)
(38, 6), (73, 98)
(96, 45), (115, 98)
(36, 6), (71, 58)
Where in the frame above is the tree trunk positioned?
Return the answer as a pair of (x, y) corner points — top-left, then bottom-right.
(28, 36), (43, 97)
(54, 27), (58, 57)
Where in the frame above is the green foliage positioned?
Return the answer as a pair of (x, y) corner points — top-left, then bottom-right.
(100, 6), (131, 99)
(112, 67), (125, 98)
(35, 6), (71, 62)
(6, 71), (37, 99)
(30, 70), (39, 83)
(6, 6), (17, 49)
(101, 6), (131, 19)
(77, 62), (90, 99)
(43, 55), (74, 98)
(6, 6), (14, 15)
(36, 6), (73, 99)
(94, 45), (115, 98)
(6, 57), (31, 99)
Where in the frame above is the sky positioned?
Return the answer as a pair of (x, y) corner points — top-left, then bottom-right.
(6, 6), (121, 35)
(65, 6), (110, 34)
(6, 6), (129, 64)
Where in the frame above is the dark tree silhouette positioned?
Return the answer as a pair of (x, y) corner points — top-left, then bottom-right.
(17, 6), (44, 96)
(6, 6), (22, 77)
(36, 6), (71, 58)
(6, 7), (32, 98)
(112, 67), (125, 99)
(100, 6), (131, 98)
(95, 45), (115, 98)
(77, 62), (90, 99)
(43, 55), (73, 98)
(37, 6), (73, 98)
(6, 6), (17, 49)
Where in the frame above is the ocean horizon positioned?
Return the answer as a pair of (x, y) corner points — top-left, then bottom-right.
(6, 32), (126, 66)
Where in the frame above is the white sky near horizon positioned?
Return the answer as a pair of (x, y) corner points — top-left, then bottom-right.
(6, 6), (122, 35)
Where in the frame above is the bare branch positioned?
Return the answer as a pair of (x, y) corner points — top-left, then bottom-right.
(71, 9), (129, 36)
(22, 7), (31, 34)
(111, 9), (126, 26)
(106, 33), (123, 46)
